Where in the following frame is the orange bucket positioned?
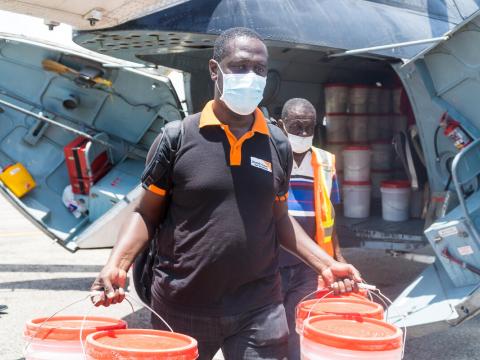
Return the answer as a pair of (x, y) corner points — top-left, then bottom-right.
(296, 297), (384, 334)
(85, 329), (198, 359)
(24, 316), (127, 360)
(301, 315), (403, 359)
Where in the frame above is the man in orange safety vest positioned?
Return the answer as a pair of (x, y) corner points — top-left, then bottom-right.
(278, 98), (345, 360)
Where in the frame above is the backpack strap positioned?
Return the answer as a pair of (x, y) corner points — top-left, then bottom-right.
(141, 120), (184, 192)
(164, 120), (184, 159)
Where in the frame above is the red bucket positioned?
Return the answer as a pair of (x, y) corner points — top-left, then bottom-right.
(86, 329), (198, 359)
(296, 297), (384, 334)
(24, 316), (127, 360)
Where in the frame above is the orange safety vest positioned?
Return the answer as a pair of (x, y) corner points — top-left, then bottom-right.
(311, 146), (336, 257)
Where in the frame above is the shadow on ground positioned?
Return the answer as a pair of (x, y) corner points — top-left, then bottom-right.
(0, 277), (93, 291)
(0, 264), (102, 272)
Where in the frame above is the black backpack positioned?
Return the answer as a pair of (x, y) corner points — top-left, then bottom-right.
(132, 118), (292, 305)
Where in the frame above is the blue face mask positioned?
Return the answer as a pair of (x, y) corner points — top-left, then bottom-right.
(215, 63), (266, 115)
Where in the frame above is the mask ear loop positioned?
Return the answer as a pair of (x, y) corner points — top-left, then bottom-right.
(213, 60), (224, 98)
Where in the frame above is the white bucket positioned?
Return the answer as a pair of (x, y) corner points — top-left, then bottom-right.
(343, 181), (371, 218)
(349, 103), (368, 114)
(349, 115), (369, 142)
(326, 142), (347, 171)
(343, 146), (371, 181)
(377, 114), (393, 140)
(325, 114), (349, 142)
(301, 315), (403, 360)
(367, 86), (381, 114)
(381, 181), (411, 221)
(379, 88), (392, 114)
(25, 338), (85, 360)
(325, 84), (349, 113)
(392, 87), (402, 114)
(371, 141), (394, 170)
(392, 114), (408, 134)
(371, 170), (393, 199)
(349, 85), (369, 113)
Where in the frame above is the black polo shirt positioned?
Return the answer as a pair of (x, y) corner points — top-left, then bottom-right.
(142, 101), (291, 316)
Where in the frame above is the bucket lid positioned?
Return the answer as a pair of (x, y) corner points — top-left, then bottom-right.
(303, 315), (403, 352)
(344, 145), (370, 151)
(297, 298), (384, 324)
(24, 316), (127, 341)
(343, 181), (371, 186)
(381, 180), (411, 189)
(86, 329), (198, 359)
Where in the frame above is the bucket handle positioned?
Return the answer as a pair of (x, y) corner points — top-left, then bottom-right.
(367, 288), (407, 360)
(23, 294), (94, 357)
(88, 291), (173, 332)
(23, 291), (174, 360)
(79, 292), (174, 359)
(297, 283), (407, 360)
(297, 282), (374, 324)
(295, 284), (362, 334)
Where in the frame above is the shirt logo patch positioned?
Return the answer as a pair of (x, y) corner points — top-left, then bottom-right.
(251, 157), (272, 173)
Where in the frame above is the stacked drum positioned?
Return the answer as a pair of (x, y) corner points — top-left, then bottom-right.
(325, 84), (350, 187)
(343, 85), (371, 218)
(323, 83), (411, 220)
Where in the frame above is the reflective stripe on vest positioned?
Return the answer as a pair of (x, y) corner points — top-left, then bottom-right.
(311, 147), (336, 257)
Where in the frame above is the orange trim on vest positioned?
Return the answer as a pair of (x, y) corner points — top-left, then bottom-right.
(148, 184), (167, 196)
(311, 147), (335, 257)
(199, 100), (270, 166)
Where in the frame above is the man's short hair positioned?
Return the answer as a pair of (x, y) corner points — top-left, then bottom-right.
(281, 98), (317, 120)
(213, 27), (264, 62)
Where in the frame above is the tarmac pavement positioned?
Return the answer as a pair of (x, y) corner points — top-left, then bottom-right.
(1, 193), (480, 359)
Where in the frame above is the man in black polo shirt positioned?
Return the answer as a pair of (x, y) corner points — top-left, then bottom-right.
(91, 27), (361, 360)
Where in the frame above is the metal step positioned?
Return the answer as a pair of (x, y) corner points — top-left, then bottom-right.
(336, 201), (427, 251)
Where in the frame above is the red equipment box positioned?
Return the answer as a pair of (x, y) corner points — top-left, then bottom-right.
(64, 136), (112, 195)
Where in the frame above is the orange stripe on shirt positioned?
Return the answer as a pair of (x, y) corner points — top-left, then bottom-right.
(148, 184), (167, 196)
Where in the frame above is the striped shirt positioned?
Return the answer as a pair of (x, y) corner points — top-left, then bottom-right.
(279, 150), (340, 267)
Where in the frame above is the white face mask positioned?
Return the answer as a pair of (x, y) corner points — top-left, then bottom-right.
(215, 63), (266, 115)
(288, 133), (313, 154)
